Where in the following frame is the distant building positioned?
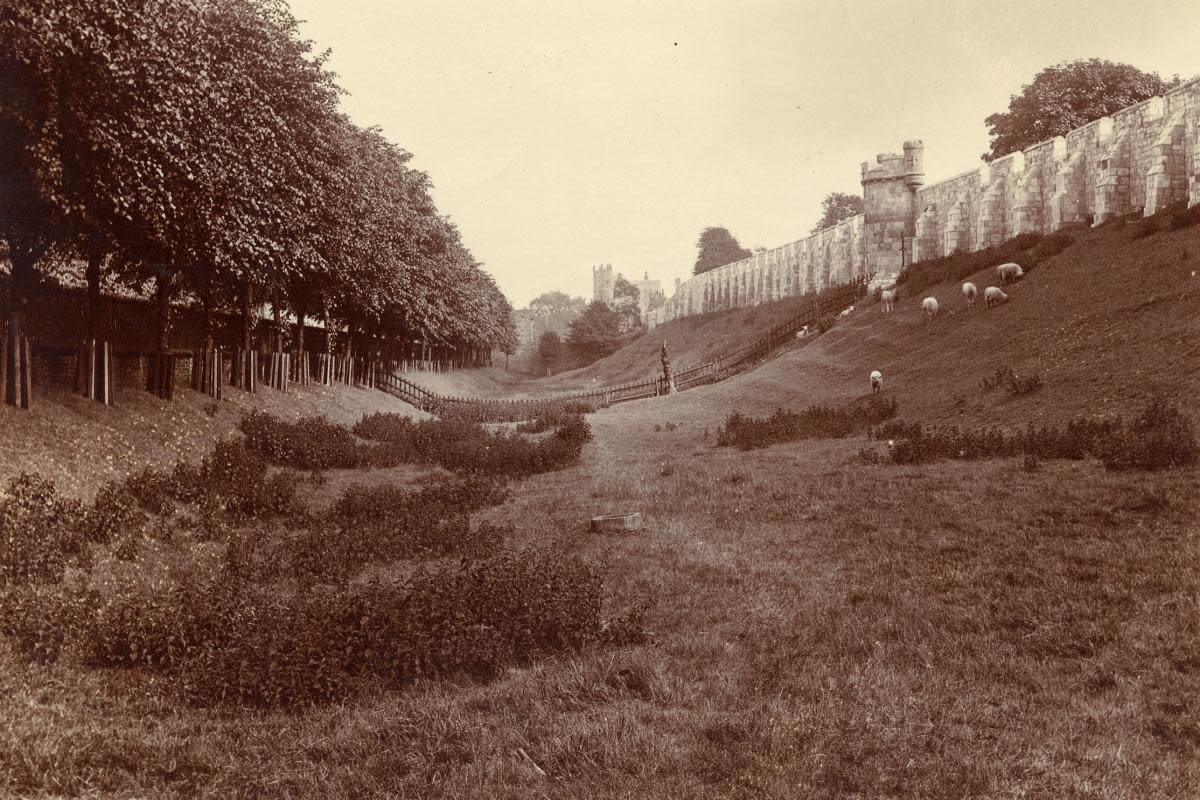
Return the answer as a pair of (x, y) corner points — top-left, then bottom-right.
(634, 271), (662, 313)
(592, 264), (614, 306)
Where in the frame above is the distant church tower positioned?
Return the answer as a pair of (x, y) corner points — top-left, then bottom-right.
(592, 263), (614, 305)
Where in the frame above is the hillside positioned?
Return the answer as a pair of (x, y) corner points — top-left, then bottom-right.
(0, 382), (425, 500)
(627, 215), (1200, 429)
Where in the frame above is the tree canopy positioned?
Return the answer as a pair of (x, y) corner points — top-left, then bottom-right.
(565, 301), (626, 361)
(537, 330), (561, 374)
(693, 227), (752, 275)
(983, 59), (1180, 161)
(811, 193), (864, 234)
(0, 0), (514, 358)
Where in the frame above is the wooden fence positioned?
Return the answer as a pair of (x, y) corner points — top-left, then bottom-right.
(378, 278), (866, 418)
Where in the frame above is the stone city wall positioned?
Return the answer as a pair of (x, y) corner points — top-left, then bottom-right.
(647, 77), (1200, 329)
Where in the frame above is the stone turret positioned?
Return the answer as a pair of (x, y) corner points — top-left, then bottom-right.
(862, 139), (924, 285)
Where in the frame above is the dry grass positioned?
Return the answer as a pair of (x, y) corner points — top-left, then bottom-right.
(2, 220), (1199, 797)
(0, 382), (427, 500)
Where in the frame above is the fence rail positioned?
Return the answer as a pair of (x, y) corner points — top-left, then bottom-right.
(377, 278), (866, 418)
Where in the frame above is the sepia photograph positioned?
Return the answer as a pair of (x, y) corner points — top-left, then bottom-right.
(1, 0), (1198, 797)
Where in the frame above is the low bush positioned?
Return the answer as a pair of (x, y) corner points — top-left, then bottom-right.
(428, 397), (599, 424)
(94, 439), (295, 523)
(1026, 231), (1075, 268)
(980, 367), (1042, 396)
(3, 537), (618, 708)
(718, 396), (897, 450)
(1095, 396), (1198, 471)
(872, 399), (1193, 469)
(1130, 217), (1160, 240)
(874, 417), (1121, 465)
(1169, 203), (1200, 230)
(352, 412), (591, 477)
(240, 411), (361, 470)
(0, 474), (87, 586)
(898, 232), (1043, 294)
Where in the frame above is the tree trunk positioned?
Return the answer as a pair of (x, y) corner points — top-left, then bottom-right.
(85, 242), (104, 341)
(241, 279), (254, 352)
(322, 303), (332, 355)
(155, 274), (172, 351)
(272, 289), (282, 353)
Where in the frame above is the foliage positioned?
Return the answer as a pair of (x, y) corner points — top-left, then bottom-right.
(529, 291), (587, 312)
(1095, 396), (1198, 471)
(983, 60), (1179, 161)
(0, 475), (86, 586)
(538, 330), (562, 374)
(1027, 231), (1075, 267)
(870, 398), (1198, 470)
(811, 192), (864, 234)
(612, 274), (643, 333)
(566, 301), (629, 361)
(693, 226), (752, 275)
(0, 0), (515, 359)
(874, 417), (1122, 465)
(240, 411), (361, 471)
(351, 412), (592, 477)
(1169, 203), (1200, 230)
(980, 367), (1042, 396)
(717, 397), (898, 449)
(898, 232), (1046, 294)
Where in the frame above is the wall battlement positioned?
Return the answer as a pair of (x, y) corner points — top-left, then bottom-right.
(646, 78), (1200, 329)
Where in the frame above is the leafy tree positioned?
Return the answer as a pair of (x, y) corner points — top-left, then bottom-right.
(983, 59), (1180, 161)
(612, 274), (642, 333)
(811, 193), (864, 234)
(566, 301), (625, 361)
(537, 330), (562, 375)
(693, 227), (752, 275)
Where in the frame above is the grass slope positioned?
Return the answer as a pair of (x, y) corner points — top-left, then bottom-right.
(2, 218), (1198, 798)
(642, 217), (1200, 428)
(0, 382), (426, 500)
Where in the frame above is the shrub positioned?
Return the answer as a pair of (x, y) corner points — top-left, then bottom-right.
(0, 474), (87, 585)
(1130, 217), (1160, 240)
(240, 411), (362, 470)
(1008, 372), (1043, 396)
(718, 396), (897, 449)
(352, 413), (591, 477)
(873, 416), (1124, 465)
(1169, 203), (1200, 230)
(980, 366), (1042, 396)
(816, 314), (836, 334)
(898, 232), (1043, 294)
(0, 582), (87, 663)
(1026, 231), (1074, 268)
(1096, 396), (1198, 471)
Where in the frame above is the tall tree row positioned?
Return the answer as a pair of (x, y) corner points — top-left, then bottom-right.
(0, 0), (514, 366)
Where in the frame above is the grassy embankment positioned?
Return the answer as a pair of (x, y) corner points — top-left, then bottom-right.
(1, 212), (1199, 798)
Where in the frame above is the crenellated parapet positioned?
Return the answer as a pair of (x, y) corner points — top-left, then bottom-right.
(645, 77), (1200, 330)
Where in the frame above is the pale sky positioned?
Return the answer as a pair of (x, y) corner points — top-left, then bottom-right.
(288, 0), (1199, 308)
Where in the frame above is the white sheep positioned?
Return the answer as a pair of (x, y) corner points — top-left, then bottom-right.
(961, 281), (977, 308)
(870, 369), (883, 394)
(996, 262), (1024, 285)
(921, 296), (939, 319)
(880, 288), (898, 313)
(838, 305), (854, 319)
(984, 286), (1009, 308)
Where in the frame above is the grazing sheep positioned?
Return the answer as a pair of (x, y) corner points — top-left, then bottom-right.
(921, 296), (939, 319)
(838, 305), (855, 319)
(996, 262), (1024, 285)
(961, 282), (977, 308)
(984, 286), (1009, 308)
(880, 288), (898, 313)
(870, 370), (883, 394)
